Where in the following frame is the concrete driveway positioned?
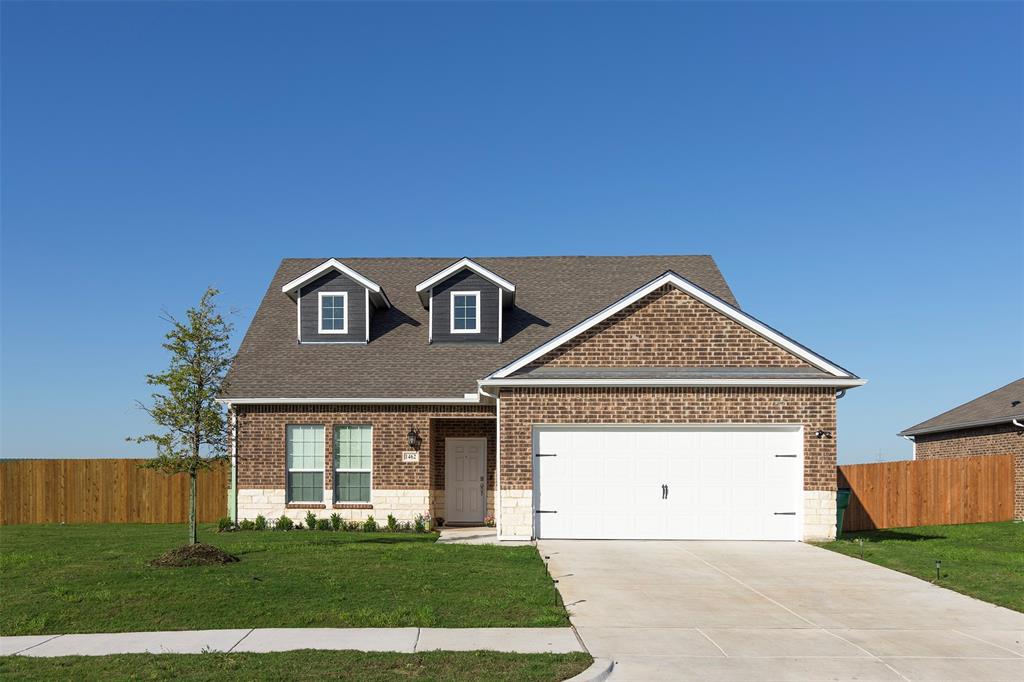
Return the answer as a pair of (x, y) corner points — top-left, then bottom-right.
(539, 540), (1024, 681)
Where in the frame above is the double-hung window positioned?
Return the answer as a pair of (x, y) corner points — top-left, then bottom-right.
(318, 291), (348, 334)
(286, 425), (324, 503)
(450, 291), (480, 333)
(334, 425), (372, 503)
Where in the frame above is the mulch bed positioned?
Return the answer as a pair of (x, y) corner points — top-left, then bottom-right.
(149, 543), (240, 568)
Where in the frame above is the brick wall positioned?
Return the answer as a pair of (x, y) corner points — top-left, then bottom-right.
(235, 403), (495, 491)
(526, 285), (811, 370)
(914, 423), (1024, 520)
(498, 386), (838, 491)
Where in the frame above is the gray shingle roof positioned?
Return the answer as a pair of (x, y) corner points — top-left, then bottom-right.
(222, 256), (738, 400)
(899, 378), (1024, 436)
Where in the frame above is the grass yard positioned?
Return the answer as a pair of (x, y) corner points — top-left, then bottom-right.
(818, 521), (1024, 612)
(0, 650), (593, 681)
(0, 524), (568, 635)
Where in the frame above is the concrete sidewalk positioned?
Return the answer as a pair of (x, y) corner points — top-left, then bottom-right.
(1, 627), (583, 657)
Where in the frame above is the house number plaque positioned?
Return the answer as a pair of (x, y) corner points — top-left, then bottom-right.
(402, 451), (419, 463)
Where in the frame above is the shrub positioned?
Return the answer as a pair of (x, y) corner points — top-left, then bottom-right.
(238, 519), (256, 531)
(276, 515), (294, 531)
(345, 520), (361, 532)
(316, 518), (331, 531)
(363, 515), (378, 533)
(305, 511), (318, 530)
(217, 516), (235, 532)
(254, 514), (268, 531)
(386, 514), (398, 532)
(414, 514), (426, 533)
(294, 522), (304, 530)
(330, 513), (342, 531)
(484, 515), (495, 528)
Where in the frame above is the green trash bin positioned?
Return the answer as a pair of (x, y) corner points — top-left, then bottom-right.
(836, 488), (851, 538)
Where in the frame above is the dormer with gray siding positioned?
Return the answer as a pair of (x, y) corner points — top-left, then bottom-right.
(281, 259), (391, 344)
(415, 258), (516, 344)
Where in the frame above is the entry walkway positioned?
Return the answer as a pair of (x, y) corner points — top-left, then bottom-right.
(1, 627), (582, 657)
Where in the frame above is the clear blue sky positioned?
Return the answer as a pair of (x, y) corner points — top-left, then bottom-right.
(2, 2), (1021, 463)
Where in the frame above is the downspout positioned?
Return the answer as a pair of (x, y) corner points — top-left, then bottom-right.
(901, 435), (916, 460)
(479, 386), (501, 538)
(1012, 419), (1024, 430)
(229, 405), (238, 523)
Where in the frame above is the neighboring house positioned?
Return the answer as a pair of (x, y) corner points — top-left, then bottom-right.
(220, 256), (865, 541)
(899, 378), (1024, 520)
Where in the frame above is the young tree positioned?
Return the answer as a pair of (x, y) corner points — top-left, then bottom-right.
(131, 288), (233, 545)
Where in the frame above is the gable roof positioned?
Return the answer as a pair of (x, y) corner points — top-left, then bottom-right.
(281, 258), (391, 308)
(899, 378), (1024, 436)
(415, 258), (516, 307)
(486, 271), (857, 380)
(221, 255), (858, 402)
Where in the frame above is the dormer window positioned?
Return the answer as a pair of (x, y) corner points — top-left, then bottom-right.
(318, 292), (348, 334)
(416, 258), (516, 344)
(451, 291), (480, 333)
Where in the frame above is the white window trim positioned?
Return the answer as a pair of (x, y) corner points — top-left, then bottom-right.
(450, 290), (481, 334)
(334, 425), (373, 504)
(318, 291), (349, 335)
(286, 425), (326, 504)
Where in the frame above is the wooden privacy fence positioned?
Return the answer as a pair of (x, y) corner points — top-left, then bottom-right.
(838, 454), (1015, 532)
(0, 459), (228, 525)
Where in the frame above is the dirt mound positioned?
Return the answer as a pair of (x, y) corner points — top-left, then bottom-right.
(149, 543), (240, 567)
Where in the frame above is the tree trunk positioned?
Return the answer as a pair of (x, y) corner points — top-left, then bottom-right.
(189, 471), (197, 545)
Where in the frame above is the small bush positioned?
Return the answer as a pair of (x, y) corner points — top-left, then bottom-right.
(276, 515), (294, 531)
(254, 515), (268, 531)
(386, 514), (398, 532)
(363, 515), (378, 533)
(305, 511), (318, 530)
(217, 516), (236, 532)
(294, 522), (304, 530)
(316, 518), (331, 531)
(330, 513), (342, 531)
(238, 519), (256, 531)
(345, 520), (361, 532)
(484, 515), (495, 528)
(414, 514), (426, 533)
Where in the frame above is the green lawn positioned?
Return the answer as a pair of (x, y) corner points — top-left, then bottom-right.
(0, 524), (568, 635)
(0, 651), (593, 681)
(818, 521), (1024, 612)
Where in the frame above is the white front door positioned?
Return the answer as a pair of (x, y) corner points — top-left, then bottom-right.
(534, 425), (803, 540)
(445, 437), (486, 524)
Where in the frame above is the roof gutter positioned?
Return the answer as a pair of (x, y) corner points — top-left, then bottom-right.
(899, 414), (1024, 437)
(479, 378), (867, 389)
(216, 396), (488, 406)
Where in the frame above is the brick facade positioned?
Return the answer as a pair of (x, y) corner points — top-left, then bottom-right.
(526, 285), (811, 370)
(498, 386), (838, 492)
(913, 423), (1024, 520)
(235, 403), (495, 492)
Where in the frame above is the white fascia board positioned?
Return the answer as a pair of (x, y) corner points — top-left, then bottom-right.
(479, 378), (867, 388)
(415, 258), (515, 306)
(281, 259), (391, 308)
(487, 271), (857, 379)
(217, 396), (486, 405)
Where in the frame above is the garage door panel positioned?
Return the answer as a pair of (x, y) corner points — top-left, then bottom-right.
(535, 426), (802, 541)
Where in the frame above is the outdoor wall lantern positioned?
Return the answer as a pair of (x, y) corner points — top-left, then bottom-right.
(407, 427), (421, 451)
(815, 429), (834, 440)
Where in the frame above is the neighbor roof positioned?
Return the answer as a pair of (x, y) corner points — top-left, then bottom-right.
(899, 378), (1024, 436)
(220, 255), (849, 401)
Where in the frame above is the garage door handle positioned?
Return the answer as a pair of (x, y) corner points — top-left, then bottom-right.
(534, 453), (557, 458)
(774, 454), (797, 458)
(662, 484), (668, 499)
(774, 512), (796, 515)
(535, 510), (558, 514)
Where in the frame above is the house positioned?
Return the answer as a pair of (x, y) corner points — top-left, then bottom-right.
(899, 378), (1023, 520)
(219, 256), (865, 541)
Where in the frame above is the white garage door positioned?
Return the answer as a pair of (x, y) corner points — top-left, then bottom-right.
(533, 426), (803, 540)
